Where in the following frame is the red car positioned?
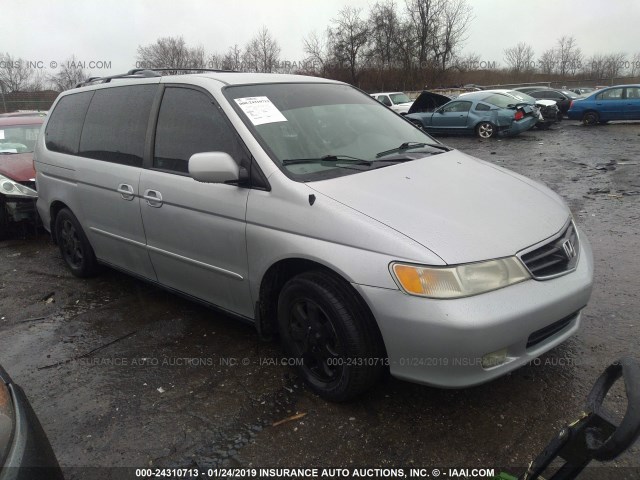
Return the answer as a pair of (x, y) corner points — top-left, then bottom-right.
(0, 113), (44, 236)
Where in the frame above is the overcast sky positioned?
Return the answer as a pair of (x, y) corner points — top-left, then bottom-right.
(4, 0), (639, 76)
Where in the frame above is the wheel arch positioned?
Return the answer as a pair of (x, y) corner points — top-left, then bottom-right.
(49, 200), (71, 244)
(256, 257), (388, 357)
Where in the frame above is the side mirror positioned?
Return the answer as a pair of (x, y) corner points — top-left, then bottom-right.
(189, 152), (246, 184)
(437, 109), (445, 114)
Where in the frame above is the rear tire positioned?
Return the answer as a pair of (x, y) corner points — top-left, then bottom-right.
(582, 111), (599, 126)
(277, 270), (385, 402)
(54, 208), (100, 278)
(476, 121), (495, 139)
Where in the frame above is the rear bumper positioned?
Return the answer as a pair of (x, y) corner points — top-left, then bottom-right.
(499, 116), (538, 136)
(354, 228), (594, 388)
(567, 110), (584, 120)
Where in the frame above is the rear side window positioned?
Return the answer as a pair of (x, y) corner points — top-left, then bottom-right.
(596, 88), (623, 100)
(153, 87), (243, 173)
(45, 91), (93, 154)
(474, 103), (491, 111)
(79, 85), (157, 167)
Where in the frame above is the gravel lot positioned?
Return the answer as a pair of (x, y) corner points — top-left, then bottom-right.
(1, 120), (639, 479)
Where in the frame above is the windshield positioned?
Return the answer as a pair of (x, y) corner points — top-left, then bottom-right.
(389, 93), (412, 104)
(561, 90), (578, 98)
(0, 124), (42, 154)
(224, 83), (442, 181)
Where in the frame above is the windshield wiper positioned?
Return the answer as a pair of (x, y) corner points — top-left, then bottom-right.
(282, 155), (372, 166)
(375, 142), (450, 159)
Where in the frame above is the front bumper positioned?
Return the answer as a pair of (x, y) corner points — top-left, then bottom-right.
(354, 228), (594, 388)
(1, 196), (38, 223)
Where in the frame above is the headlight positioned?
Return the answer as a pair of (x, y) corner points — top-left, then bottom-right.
(0, 381), (14, 463)
(391, 257), (530, 299)
(0, 174), (37, 199)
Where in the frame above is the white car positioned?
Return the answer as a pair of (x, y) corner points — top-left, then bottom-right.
(370, 92), (414, 114)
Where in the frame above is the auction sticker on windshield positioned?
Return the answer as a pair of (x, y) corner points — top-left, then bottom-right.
(234, 96), (287, 125)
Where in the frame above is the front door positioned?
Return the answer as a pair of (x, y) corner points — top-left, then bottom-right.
(430, 100), (472, 133)
(139, 86), (253, 317)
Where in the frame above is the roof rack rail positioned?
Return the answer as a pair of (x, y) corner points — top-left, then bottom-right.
(75, 69), (161, 88)
(127, 68), (236, 74)
(74, 67), (237, 88)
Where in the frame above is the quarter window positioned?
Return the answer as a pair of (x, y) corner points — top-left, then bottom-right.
(153, 87), (244, 174)
(45, 91), (93, 155)
(79, 85), (157, 167)
(625, 87), (640, 99)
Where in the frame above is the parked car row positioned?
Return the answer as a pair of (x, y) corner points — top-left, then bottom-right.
(373, 84), (640, 137)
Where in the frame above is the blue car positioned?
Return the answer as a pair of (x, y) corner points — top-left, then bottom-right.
(567, 84), (640, 125)
(405, 91), (538, 139)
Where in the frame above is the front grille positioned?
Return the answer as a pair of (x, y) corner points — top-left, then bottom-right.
(519, 222), (579, 279)
(527, 311), (578, 349)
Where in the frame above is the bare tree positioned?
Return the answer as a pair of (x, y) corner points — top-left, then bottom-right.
(538, 49), (557, 75)
(327, 6), (370, 84)
(368, 0), (401, 69)
(49, 56), (89, 91)
(243, 27), (281, 73)
(504, 42), (535, 73)
(302, 31), (329, 75)
(0, 53), (36, 92)
(221, 45), (243, 71)
(556, 36), (582, 76)
(404, 0), (442, 68)
(602, 52), (627, 79)
(632, 52), (640, 77)
(433, 0), (473, 71)
(136, 36), (205, 72)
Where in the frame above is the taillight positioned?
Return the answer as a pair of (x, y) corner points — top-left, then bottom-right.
(569, 100), (574, 110)
(514, 110), (524, 121)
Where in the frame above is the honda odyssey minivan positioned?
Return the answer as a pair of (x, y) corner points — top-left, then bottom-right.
(35, 69), (594, 401)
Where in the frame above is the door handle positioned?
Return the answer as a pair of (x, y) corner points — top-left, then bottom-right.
(143, 189), (163, 208)
(117, 184), (135, 201)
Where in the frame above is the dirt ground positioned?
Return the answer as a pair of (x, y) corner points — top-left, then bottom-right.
(1, 119), (639, 479)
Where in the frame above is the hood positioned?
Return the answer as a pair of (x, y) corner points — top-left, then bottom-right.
(535, 99), (557, 107)
(308, 150), (569, 264)
(0, 153), (36, 182)
(408, 91), (451, 114)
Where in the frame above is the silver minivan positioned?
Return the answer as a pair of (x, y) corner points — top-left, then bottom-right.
(35, 70), (593, 401)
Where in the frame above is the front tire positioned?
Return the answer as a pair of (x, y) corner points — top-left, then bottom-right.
(582, 111), (599, 126)
(54, 208), (100, 278)
(277, 270), (385, 402)
(476, 121), (495, 139)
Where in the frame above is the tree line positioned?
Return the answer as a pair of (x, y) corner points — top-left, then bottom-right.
(2, 0), (640, 94)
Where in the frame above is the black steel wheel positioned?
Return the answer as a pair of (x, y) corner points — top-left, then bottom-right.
(277, 270), (385, 401)
(54, 208), (100, 277)
(583, 111), (599, 126)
